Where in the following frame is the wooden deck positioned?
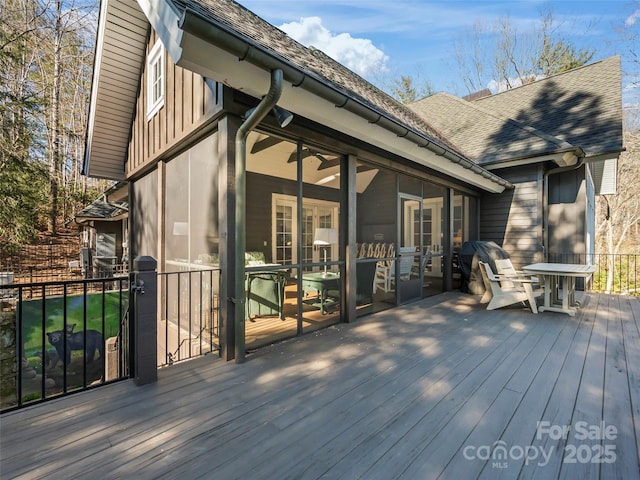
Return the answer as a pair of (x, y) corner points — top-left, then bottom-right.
(2, 292), (640, 479)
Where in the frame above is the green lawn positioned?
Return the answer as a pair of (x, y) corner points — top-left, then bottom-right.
(20, 291), (128, 354)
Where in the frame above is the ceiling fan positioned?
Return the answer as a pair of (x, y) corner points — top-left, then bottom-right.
(286, 148), (333, 166)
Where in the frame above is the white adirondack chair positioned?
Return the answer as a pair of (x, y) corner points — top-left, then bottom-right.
(478, 261), (541, 314)
(494, 258), (541, 287)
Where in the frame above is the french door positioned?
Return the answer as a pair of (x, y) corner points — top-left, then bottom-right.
(272, 194), (338, 266)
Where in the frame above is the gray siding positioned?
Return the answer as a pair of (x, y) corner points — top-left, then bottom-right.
(358, 169), (397, 244)
(480, 164), (543, 268)
(127, 30), (222, 177)
(131, 168), (159, 260)
(547, 166), (587, 257)
(245, 172), (339, 262)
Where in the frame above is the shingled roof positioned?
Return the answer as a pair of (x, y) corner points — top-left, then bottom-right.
(175, 0), (451, 147)
(409, 56), (623, 166)
(474, 56), (623, 159)
(73, 200), (128, 224)
(408, 92), (578, 166)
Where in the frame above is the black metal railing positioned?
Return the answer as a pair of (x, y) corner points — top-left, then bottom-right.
(548, 253), (639, 296)
(158, 268), (220, 367)
(0, 275), (130, 413)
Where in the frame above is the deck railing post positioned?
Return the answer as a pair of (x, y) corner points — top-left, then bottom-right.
(132, 256), (157, 385)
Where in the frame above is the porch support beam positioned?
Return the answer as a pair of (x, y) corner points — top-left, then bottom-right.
(343, 154), (358, 322)
(234, 69), (286, 363)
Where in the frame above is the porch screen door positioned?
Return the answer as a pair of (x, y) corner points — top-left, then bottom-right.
(398, 195), (422, 303)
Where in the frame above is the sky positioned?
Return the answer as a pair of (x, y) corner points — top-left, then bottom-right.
(238, 0), (639, 105)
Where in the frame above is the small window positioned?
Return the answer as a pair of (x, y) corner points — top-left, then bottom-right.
(147, 41), (164, 118)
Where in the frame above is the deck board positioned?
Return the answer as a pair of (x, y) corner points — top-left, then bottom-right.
(625, 295), (640, 473)
(517, 293), (600, 480)
(2, 292), (639, 480)
(558, 293), (608, 480)
(478, 303), (582, 480)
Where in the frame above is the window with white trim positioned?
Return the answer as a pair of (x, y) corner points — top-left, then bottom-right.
(147, 41), (165, 118)
(272, 194), (339, 267)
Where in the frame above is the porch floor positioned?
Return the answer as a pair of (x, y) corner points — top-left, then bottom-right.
(2, 292), (640, 479)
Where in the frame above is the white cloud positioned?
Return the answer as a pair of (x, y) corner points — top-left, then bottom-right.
(625, 9), (640, 25)
(279, 16), (388, 78)
(487, 74), (546, 94)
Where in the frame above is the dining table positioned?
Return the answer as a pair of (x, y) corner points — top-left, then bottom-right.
(522, 263), (597, 316)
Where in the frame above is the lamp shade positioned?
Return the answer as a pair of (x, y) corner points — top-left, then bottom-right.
(313, 227), (338, 245)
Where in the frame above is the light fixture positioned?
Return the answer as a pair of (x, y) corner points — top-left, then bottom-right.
(272, 105), (293, 128)
(313, 227), (338, 276)
(315, 173), (340, 186)
(244, 104), (293, 128)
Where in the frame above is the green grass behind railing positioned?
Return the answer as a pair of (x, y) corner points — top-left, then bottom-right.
(550, 253), (639, 296)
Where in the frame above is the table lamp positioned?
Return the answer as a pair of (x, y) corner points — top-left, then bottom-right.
(313, 227), (338, 277)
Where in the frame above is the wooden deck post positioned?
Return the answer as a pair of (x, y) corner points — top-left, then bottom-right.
(132, 256), (157, 385)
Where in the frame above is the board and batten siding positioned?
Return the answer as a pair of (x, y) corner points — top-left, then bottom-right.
(480, 164), (544, 269)
(547, 166), (588, 258)
(127, 30), (222, 177)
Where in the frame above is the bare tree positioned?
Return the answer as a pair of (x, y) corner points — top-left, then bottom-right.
(35, 0), (97, 231)
(593, 1), (640, 293)
(376, 64), (436, 104)
(452, 10), (594, 95)
(0, 0), (49, 251)
(387, 75), (435, 104)
(596, 130), (640, 292)
(617, 1), (640, 131)
(1, 0), (101, 249)
(48, 0), (62, 234)
(452, 20), (491, 94)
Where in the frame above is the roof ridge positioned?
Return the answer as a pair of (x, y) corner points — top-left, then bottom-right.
(475, 55), (620, 101)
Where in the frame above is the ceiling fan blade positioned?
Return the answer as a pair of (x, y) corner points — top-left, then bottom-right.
(251, 136), (284, 154)
(287, 148), (317, 163)
(316, 157), (340, 170)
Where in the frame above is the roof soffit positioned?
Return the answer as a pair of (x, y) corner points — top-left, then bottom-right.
(84, 0), (149, 179)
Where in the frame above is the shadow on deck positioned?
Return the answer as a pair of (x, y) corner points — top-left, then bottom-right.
(2, 292), (640, 479)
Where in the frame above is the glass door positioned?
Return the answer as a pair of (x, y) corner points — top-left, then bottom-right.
(398, 194), (422, 303)
(302, 205), (338, 271)
(274, 201), (295, 264)
(273, 194), (338, 269)
(422, 198), (444, 275)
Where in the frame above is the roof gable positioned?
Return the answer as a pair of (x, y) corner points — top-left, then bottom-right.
(83, 0), (149, 180)
(474, 56), (623, 158)
(74, 200), (128, 223)
(409, 92), (578, 166)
